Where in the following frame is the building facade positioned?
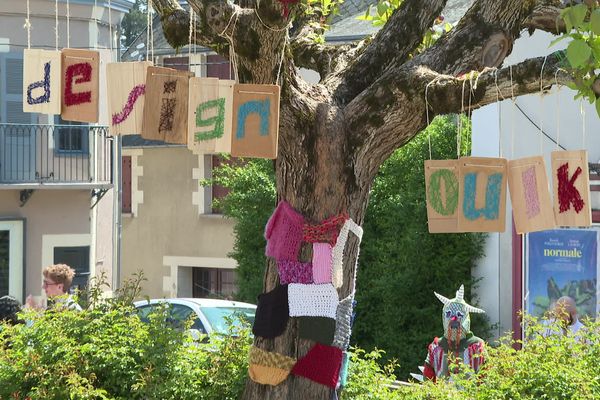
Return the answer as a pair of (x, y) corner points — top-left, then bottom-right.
(0, 0), (133, 304)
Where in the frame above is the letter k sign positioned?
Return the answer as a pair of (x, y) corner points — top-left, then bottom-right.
(556, 163), (584, 213)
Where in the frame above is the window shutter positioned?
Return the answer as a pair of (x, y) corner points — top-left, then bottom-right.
(6, 59), (22, 94)
(122, 156), (132, 213)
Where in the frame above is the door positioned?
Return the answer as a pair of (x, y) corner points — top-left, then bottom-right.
(53, 246), (90, 292)
(0, 220), (24, 301)
(0, 54), (36, 182)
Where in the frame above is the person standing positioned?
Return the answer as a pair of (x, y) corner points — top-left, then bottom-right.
(26, 264), (82, 311)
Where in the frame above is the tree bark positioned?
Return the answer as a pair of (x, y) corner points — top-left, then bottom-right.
(151, 0), (572, 399)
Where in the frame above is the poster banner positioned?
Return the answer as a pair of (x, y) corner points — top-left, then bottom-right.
(526, 229), (599, 319)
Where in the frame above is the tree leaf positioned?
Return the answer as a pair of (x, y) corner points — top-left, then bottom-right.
(596, 98), (600, 118)
(591, 9), (600, 35)
(570, 4), (588, 30)
(550, 35), (569, 48)
(566, 39), (592, 68)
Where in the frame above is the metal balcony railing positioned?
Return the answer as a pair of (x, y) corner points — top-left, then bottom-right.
(0, 123), (113, 186)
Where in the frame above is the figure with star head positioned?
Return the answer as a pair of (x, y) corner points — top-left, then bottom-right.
(422, 284), (486, 381)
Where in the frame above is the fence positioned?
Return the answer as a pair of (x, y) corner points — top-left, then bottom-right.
(0, 123), (112, 185)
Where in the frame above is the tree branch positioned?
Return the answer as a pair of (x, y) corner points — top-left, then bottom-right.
(333, 0), (448, 104)
(344, 53), (571, 182)
(522, 1), (565, 35)
(290, 25), (359, 80)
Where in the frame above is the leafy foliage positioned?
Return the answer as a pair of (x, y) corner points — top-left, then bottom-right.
(211, 116), (488, 379)
(121, 0), (148, 49)
(0, 275), (251, 400)
(554, 2), (600, 117)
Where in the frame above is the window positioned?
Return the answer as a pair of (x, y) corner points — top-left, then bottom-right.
(0, 230), (8, 296)
(192, 267), (237, 298)
(54, 116), (89, 154)
(122, 156), (132, 213)
(53, 246), (90, 292)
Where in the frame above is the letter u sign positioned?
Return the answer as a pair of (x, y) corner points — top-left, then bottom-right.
(458, 157), (508, 232)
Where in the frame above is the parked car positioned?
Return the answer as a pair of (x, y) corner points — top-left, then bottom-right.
(134, 298), (256, 336)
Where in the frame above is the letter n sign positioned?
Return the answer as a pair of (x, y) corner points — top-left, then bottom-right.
(231, 84), (280, 159)
(508, 156), (555, 234)
(424, 160), (459, 233)
(458, 157), (508, 232)
(23, 49), (62, 115)
(551, 150), (592, 227)
(61, 49), (100, 123)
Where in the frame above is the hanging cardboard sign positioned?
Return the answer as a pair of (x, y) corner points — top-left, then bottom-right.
(551, 150), (592, 227)
(231, 84), (280, 159)
(23, 49), (62, 115)
(142, 66), (192, 144)
(187, 78), (234, 154)
(458, 157), (508, 232)
(107, 61), (152, 135)
(424, 159), (459, 233)
(61, 49), (100, 123)
(508, 156), (555, 234)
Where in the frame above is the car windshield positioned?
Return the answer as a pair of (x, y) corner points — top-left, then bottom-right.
(200, 307), (255, 334)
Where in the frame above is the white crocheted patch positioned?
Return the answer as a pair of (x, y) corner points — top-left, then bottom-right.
(332, 219), (363, 288)
(288, 283), (339, 319)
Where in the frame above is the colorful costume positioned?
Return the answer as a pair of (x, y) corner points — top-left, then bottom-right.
(423, 285), (486, 381)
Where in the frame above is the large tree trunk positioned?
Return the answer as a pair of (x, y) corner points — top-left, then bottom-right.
(150, 0), (573, 398)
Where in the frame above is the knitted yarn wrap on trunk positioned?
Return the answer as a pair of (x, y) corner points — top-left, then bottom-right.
(288, 283), (339, 319)
(292, 343), (343, 388)
(312, 242), (333, 284)
(303, 213), (348, 246)
(277, 260), (313, 284)
(248, 345), (296, 370)
(332, 219), (363, 289)
(332, 294), (354, 349)
(265, 200), (305, 261)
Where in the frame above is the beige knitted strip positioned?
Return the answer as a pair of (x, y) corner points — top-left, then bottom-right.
(249, 346), (296, 370)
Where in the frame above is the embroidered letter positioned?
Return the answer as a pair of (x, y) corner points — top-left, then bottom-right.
(195, 98), (225, 141)
(522, 166), (541, 219)
(235, 99), (270, 139)
(557, 163), (584, 213)
(428, 169), (458, 216)
(64, 62), (92, 106)
(159, 98), (176, 133)
(463, 172), (503, 221)
(163, 80), (177, 94)
(112, 84), (145, 126)
(27, 62), (51, 105)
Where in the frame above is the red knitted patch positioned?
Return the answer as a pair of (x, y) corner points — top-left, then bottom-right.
(64, 62), (92, 106)
(292, 343), (342, 388)
(303, 213), (348, 246)
(277, 0), (298, 18)
(557, 163), (585, 213)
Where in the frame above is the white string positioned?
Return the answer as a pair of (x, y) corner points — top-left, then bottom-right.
(188, 7), (193, 71)
(146, 0), (150, 61)
(458, 78), (467, 158)
(66, 0), (70, 48)
(275, 31), (288, 85)
(149, 0), (154, 61)
(108, 0), (113, 59)
(554, 69), (562, 151)
(581, 99), (586, 148)
(55, 0), (59, 50)
(254, 9), (290, 32)
(510, 65), (515, 158)
(539, 56), (547, 156)
(425, 78), (438, 160)
(94, 0), (98, 50)
(220, 9), (241, 82)
(494, 69), (503, 158)
(25, 0), (31, 49)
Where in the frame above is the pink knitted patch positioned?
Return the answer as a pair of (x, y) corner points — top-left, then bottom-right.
(265, 201), (305, 261)
(312, 243), (333, 284)
(277, 260), (313, 284)
(292, 343), (343, 388)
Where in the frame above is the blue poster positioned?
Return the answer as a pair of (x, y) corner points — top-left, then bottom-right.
(527, 229), (598, 319)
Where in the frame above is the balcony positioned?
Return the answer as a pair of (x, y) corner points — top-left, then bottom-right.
(0, 123), (113, 189)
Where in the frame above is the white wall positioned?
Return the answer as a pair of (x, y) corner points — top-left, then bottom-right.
(472, 31), (600, 338)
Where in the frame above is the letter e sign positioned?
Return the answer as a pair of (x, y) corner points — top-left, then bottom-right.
(61, 49), (100, 123)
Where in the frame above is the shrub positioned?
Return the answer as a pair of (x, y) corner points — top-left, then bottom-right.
(0, 275), (251, 400)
